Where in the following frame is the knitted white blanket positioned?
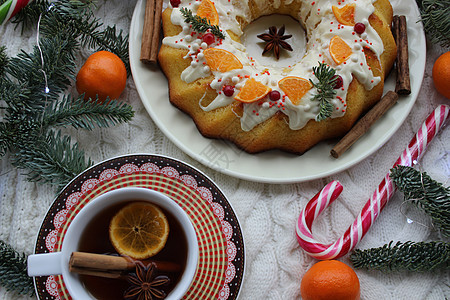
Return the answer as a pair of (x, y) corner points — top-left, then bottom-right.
(0, 0), (448, 299)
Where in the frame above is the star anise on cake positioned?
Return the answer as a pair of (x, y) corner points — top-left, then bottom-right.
(257, 25), (293, 60)
(124, 263), (170, 300)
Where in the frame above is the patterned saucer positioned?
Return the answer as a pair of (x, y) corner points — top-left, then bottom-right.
(33, 154), (245, 300)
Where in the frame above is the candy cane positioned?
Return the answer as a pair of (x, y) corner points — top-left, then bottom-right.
(0, 0), (33, 26)
(296, 105), (449, 259)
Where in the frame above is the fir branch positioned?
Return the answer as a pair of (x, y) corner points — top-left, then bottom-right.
(390, 165), (450, 237)
(0, 111), (40, 156)
(39, 0), (98, 42)
(9, 0), (50, 32)
(415, 0), (450, 48)
(310, 62), (338, 122)
(0, 240), (35, 297)
(0, 0), (134, 190)
(180, 7), (226, 40)
(12, 130), (93, 189)
(40, 1), (130, 76)
(350, 241), (450, 272)
(0, 46), (7, 78)
(7, 34), (78, 105)
(43, 95), (134, 130)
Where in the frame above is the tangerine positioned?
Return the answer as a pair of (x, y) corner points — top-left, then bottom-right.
(197, 0), (219, 26)
(76, 51), (127, 103)
(301, 260), (360, 300)
(203, 48), (243, 72)
(234, 78), (271, 103)
(432, 51), (450, 99)
(109, 202), (169, 260)
(278, 76), (312, 105)
(332, 4), (356, 26)
(329, 36), (353, 65)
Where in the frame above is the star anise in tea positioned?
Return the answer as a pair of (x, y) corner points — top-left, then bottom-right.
(257, 25), (293, 59)
(124, 263), (170, 300)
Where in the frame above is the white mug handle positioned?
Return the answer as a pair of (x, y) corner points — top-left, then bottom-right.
(27, 252), (63, 276)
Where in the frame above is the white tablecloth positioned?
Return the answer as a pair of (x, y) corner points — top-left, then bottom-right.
(0, 0), (448, 299)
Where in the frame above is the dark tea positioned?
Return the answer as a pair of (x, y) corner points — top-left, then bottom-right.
(76, 201), (189, 300)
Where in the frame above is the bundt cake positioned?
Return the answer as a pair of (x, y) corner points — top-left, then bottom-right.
(158, 0), (397, 154)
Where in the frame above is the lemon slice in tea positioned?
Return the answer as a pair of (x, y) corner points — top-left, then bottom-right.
(109, 202), (169, 259)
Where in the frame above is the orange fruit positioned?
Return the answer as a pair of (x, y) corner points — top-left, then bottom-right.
(332, 4), (356, 26)
(109, 202), (169, 260)
(197, 0), (219, 25)
(76, 51), (127, 103)
(278, 76), (312, 105)
(432, 51), (450, 99)
(301, 260), (360, 300)
(203, 48), (243, 72)
(234, 78), (272, 103)
(329, 36), (353, 65)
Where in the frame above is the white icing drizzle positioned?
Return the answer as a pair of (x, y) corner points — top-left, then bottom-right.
(163, 0), (385, 131)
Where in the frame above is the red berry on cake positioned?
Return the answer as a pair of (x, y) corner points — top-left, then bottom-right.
(354, 23), (366, 34)
(269, 90), (281, 101)
(223, 85), (235, 97)
(202, 33), (216, 45)
(170, 0), (181, 8)
(332, 75), (344, 89)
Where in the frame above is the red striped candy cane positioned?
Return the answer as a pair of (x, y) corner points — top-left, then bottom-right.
(296, 105), (449, 259)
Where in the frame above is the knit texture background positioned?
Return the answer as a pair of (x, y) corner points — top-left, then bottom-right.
(0, 0), (449, 299)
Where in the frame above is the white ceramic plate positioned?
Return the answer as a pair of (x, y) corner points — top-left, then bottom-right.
(129, 0), (425, 183)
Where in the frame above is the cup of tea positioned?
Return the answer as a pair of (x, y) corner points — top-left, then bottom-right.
(28, 187), (199, 300)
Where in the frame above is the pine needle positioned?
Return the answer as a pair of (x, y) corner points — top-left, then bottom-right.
(44, 95), (134, 130)
(390, 165), (450, 237)
(12, 130), (94, 190)
(351, 241), (449, 272)
(415, 0), (450, 48)
(180, 7), (225, 40)
(0, 46), (7, 78)
(310, 62), (338, 122)
(0, 240), (35, 297)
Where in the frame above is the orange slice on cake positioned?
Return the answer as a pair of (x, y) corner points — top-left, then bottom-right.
(278, 76), (312, 105)
(332, 4), (356, 26)
(329, 36), (353, 64)
(234, 78), (271, 103)
(203, 48), (243, 72)
(197, 0), (219, 25)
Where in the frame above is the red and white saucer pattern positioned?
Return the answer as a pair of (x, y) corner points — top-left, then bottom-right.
(34, 155), (244, 300)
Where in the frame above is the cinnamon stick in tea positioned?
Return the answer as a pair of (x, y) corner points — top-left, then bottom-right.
(393, 15), (411, 95)
(330, 91), (399, 158)
(140, 0), (163, 64)
(69, 252), (181, 279)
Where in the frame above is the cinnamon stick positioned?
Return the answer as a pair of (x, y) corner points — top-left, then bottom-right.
(69, 252), (181, 279)
(330, 91), (399, 158)
(140, 0), (163, 64)
(393, 15), (411, 95)
(150, 0), (164, 62)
